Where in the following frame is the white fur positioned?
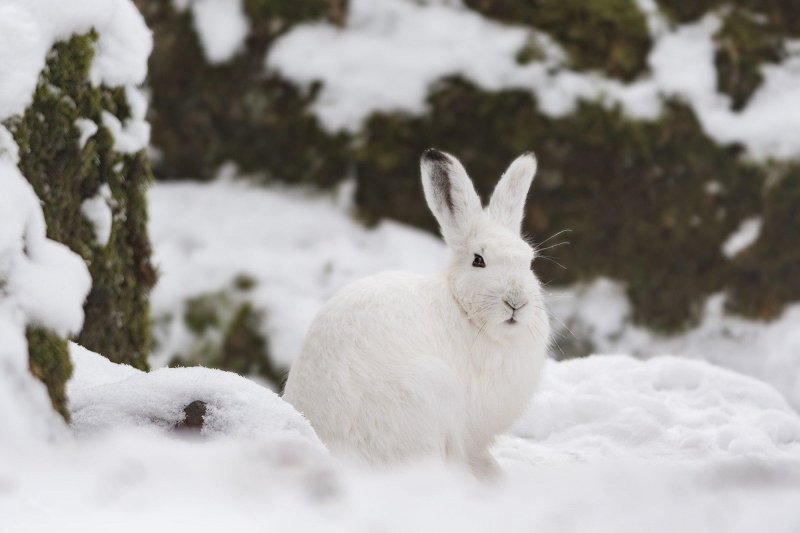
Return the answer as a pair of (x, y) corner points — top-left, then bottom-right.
(283, 150), (550, 477)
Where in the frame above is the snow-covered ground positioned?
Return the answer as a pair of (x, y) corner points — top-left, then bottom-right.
(3, 343), (800, 532)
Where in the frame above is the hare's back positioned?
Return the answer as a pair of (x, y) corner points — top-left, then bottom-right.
(303, 270), (449, 362)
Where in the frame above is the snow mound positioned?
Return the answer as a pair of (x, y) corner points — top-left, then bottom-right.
(501, 355), (800, 465)
(549, 280), (800, 411)
(68, 344), (325, 452)
(4, 350), (800, 532)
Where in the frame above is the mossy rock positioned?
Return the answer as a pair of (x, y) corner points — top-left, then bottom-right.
(728, 167), (800, 318)
(137, 0), (350, 183)
(714, 7), (787, 110)
(660, 0), (800, 33)
(3, 33), (156, 371)
(170, 279), (286, 390)
(659, 1), (799, 109)
(464, 0), (651, 81)
(26, 327), (72, 421)
(353, 76), (799, 332)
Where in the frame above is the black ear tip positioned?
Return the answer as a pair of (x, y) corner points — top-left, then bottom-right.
(422, 148), (449, 163)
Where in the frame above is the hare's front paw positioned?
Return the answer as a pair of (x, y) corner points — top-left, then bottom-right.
(469, 450), (501, 480)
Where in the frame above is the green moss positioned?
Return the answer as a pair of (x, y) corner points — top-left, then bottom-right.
(173, 281), (286, 389)
(658, 0), (717, 23)
(26, 327), (72, 421)
(464, 0), (651, 81)
(728, 167), (800, 318)
(355, 76), (777, 332)
(233, 273), (257, 291)
(515, 35), (548, 65)
(660, 0), (800, 34)
(3, 33), (155, 370)
(138, 0), (350, 183)
(243, 0), (348, 27)
(714, 8), (786, 110)
(184, 292), (229, 334)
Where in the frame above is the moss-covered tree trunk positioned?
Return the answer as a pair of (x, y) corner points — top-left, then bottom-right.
(3, 32), (156, 417)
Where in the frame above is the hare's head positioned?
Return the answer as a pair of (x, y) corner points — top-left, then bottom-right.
(421, 149), (544, 338)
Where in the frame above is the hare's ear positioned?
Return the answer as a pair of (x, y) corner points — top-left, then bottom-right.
(487, 152), (537, 234)
(420, 149), (482, 245)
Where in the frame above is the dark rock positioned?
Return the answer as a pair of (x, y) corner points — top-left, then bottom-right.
(176, 400), (207, 432)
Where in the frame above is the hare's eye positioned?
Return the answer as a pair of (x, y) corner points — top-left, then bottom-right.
(472, 254), (485, 268)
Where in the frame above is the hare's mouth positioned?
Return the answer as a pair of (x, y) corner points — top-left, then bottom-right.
(505, 317), (517, 325)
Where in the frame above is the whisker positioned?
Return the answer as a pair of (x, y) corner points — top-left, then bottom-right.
(534, 241), (570, 253)
(535, 228), (572, 248)
(547, 312), (578, 341)
(535, 255), (567, 270)
(470, 321), (488, 356)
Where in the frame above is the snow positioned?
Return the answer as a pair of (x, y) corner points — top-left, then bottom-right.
(723, 217), (763, 258)
(0, 160), (91, 338)
(101, 104), (150, 154)
(267, 0), (800, 160)
(80, 184), (114, 247)
(185, 0), (250, 64)
(509, 356), (800, 462)
(3, 344), (800, 531)
(74, 117), (98, 149)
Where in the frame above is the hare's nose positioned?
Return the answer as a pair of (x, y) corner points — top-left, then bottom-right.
(503, 299), (528, 311)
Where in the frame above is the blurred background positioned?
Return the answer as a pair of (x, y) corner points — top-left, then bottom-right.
(8, 0), (799, 416)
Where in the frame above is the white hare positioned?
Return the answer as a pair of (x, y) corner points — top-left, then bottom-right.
(283, 149), (550, 476)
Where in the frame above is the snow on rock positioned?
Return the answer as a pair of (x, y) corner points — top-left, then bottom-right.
(0, 153), (90, 450)
(266, 0), (577, 130)
(80, 184), (114, 247)
(0, 302), (68, 451)
(0, 0), (151, 119)
(186, 0), (250, 64)
(722, 216), (763, 258)
(0, 160), (91, 338)
(267, 0), (800, 160)
(74, 117), (98, 149)
(148, 180), (447, 368)
(68, 343), (325, 452)
(502, 355), (800, 465)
